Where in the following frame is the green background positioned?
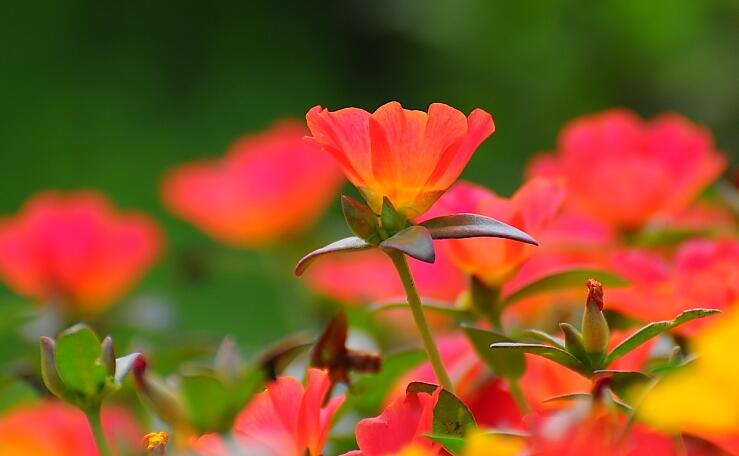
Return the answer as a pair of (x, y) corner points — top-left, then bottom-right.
(0, 0), (736, 351)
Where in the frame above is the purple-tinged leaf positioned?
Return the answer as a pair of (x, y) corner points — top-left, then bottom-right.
(295, 236), (373, 276)
(420, 213), (537, 245)
(380, 225), (435, 263)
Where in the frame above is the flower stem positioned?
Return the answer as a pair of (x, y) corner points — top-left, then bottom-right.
(387, 251), (454, 393)
(85, 406), (113, 456)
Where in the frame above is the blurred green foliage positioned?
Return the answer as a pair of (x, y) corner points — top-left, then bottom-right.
(0, 0), (736, 350)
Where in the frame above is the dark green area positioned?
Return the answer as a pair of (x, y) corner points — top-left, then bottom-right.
(0, 0), (736, 352)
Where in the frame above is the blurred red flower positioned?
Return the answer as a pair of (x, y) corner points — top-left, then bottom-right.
(195, 368), (344, 456)
(0, 191), (161, 315)
(306, 101), (494, 218)
(609, 237), (739, 335)
(342, 387), (442, 456)
(428, 179), (565, 286)
(162, 122), (343, 247)
(529, 109), (726, 230)
(0, 401), (140, 455)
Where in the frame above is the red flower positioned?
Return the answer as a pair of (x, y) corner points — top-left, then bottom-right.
(162, 122), (343, 247)
(428, 179), (565, 286)
(529, 109), (726, 230)
(343, 387), (443, 456)
(0, 191), (161, 315)
(0, 401), (140, 455)
(195, 368), (344, 456)
(307, 102), (494, 218)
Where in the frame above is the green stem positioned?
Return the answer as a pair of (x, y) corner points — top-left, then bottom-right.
(85, 406), (113, 456)
(508, 377), (530, 413)
(387, 251), (454, 393)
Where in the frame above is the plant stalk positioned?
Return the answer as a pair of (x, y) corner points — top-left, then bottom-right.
(85, 406), (113, 456)
(387, 250), (454, 393)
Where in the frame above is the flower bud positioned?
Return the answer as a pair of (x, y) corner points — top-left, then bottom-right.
(100, 336), (116, 377)
(144, 431), (169, 455)
(582, 279), (609, 359)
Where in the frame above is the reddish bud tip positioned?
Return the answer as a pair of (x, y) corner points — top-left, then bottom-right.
(586, 278), (604, 310)
(133, 355), (148, 389)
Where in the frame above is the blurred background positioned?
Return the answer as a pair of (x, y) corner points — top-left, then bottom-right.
(1, 0), (737, 352)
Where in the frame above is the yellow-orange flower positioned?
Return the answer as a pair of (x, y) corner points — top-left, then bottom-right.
(307, 101), (495, 218)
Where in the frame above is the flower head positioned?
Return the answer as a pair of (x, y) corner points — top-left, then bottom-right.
(0, 401), (140, 456)
(162, 122), (343, 247)
(0, 191), (161, 315)
(528, 109), (726, 229)
(429, 178), (565, 285)
(307, 101), (495, 218)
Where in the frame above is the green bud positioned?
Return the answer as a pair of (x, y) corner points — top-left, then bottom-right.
(40, 337), (66, 399)
(582, 279), (610, 360)
(341, 195), (380, 243)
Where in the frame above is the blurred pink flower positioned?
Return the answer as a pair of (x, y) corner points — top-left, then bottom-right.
(528, 109), (726, 230)
(0, 191), (161, 315)
(0, 401), (140, 455)
(162, 122), (343, 247)
(195, 368), (344, 456)
(428, 179), (565, 286)
(609, 237), (739, 334)
(343, 387), (442, 456)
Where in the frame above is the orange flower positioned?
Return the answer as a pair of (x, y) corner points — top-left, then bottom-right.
(162, 122), (343, 247)
(528, 109), (727, 230)
(0, 401), (140, 456)
(306, 101), (495, 218)
(0, 191), (161, 315)
(429, 179), (565, 286)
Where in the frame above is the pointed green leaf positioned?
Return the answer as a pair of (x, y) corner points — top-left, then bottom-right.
(341, 195), (379, 242)
(370, 299), (475, 320)
(427, 434), (465, 454)
(490, 342), (591, 377)
(503, 268), (628, 306)
(462, 325), (525, 379)
(55, 324), (107, 400)
(522, 329), (565, 349)
(39, 337), (65, 399)
(605, 308), (720, 366)
(295, 236), (373, 276)
(380, 197), (407, 234)
(420, 213), (537, 245)
(100, 336), (116, 377)
(380, 225), (435, 263)
(407, 382), (476, 436)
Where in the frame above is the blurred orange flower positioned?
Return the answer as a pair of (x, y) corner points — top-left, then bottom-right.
(529, 109), (726, 230)
(0, 191), (161, 315)
(609, 237), (739, 334)
(306, 101), (495, 218)
(162, 122), (343, 247)
(429, 179), (565, 286)
(0, 401), (140, 456)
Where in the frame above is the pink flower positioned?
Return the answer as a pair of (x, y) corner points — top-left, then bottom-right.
(528, 109), (727, 230)
(0, 191), (161, 315)
(0, 401), (140, 456)
(609, 237), (739, 334)
(196, 368), (344, 456)
(428, 179), (565, 286)
(307, 102), (494, 218)
(343, 387), (443, 456)
(162, 122), (343, 247)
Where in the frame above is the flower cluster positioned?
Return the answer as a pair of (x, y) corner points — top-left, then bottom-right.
(0, 102), (735, 456)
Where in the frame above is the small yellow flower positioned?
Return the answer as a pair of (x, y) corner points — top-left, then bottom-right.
(143, 431), (170, 452)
